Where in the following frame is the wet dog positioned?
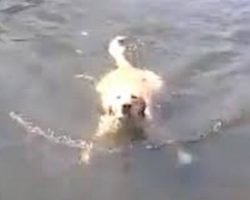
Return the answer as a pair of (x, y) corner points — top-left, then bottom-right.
(95, 36), (163, 140)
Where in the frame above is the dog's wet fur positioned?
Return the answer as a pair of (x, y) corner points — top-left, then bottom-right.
(94, 36), (163, 144)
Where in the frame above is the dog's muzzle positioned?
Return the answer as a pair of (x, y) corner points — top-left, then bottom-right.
(122, 104), (132, 115)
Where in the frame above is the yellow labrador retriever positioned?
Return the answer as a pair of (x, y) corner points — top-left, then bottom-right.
(95, 36), (163, 139)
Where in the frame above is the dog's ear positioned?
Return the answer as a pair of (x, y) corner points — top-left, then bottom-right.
(108, 106), (115, 115)
(97, 103), (105, 115)
(137, 97), (146, 118)
(97, 104), (115, 116)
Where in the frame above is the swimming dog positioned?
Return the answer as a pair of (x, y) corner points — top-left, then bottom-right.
(95, 36), (163, 139)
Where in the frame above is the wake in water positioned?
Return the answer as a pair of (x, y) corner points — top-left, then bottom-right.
(9, 111), (95, 164)
(9, 111), (224, 165)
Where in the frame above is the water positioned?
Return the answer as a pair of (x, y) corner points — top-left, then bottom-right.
(1, 0), (250, 199)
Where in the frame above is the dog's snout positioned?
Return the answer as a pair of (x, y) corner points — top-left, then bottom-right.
(123, 104), (132, 109)
(122, 104), (132, 114)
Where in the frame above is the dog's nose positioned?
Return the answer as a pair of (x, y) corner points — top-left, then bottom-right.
(122, 104), (132, 114)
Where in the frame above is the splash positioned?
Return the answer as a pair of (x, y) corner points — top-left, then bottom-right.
(9, 111), (224, 165)
(9, 111), (95, 164)
(8, 111), (140, 164)
(9, 111), (90, 149)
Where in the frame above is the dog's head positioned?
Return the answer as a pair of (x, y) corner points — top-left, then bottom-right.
(103, 87), (146, 120)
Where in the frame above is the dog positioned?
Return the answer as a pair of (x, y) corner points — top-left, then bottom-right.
(94, 36), (163, 140)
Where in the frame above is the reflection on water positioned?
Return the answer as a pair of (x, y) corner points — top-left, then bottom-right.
(1, 0), (250, 199)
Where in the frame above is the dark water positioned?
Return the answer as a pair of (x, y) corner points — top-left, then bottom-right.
(1, 0), (250, 199)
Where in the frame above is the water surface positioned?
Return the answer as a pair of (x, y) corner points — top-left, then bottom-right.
(1, 0), (250, 199)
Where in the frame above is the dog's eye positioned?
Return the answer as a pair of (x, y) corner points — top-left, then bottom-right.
(131, 95), (138, 99)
